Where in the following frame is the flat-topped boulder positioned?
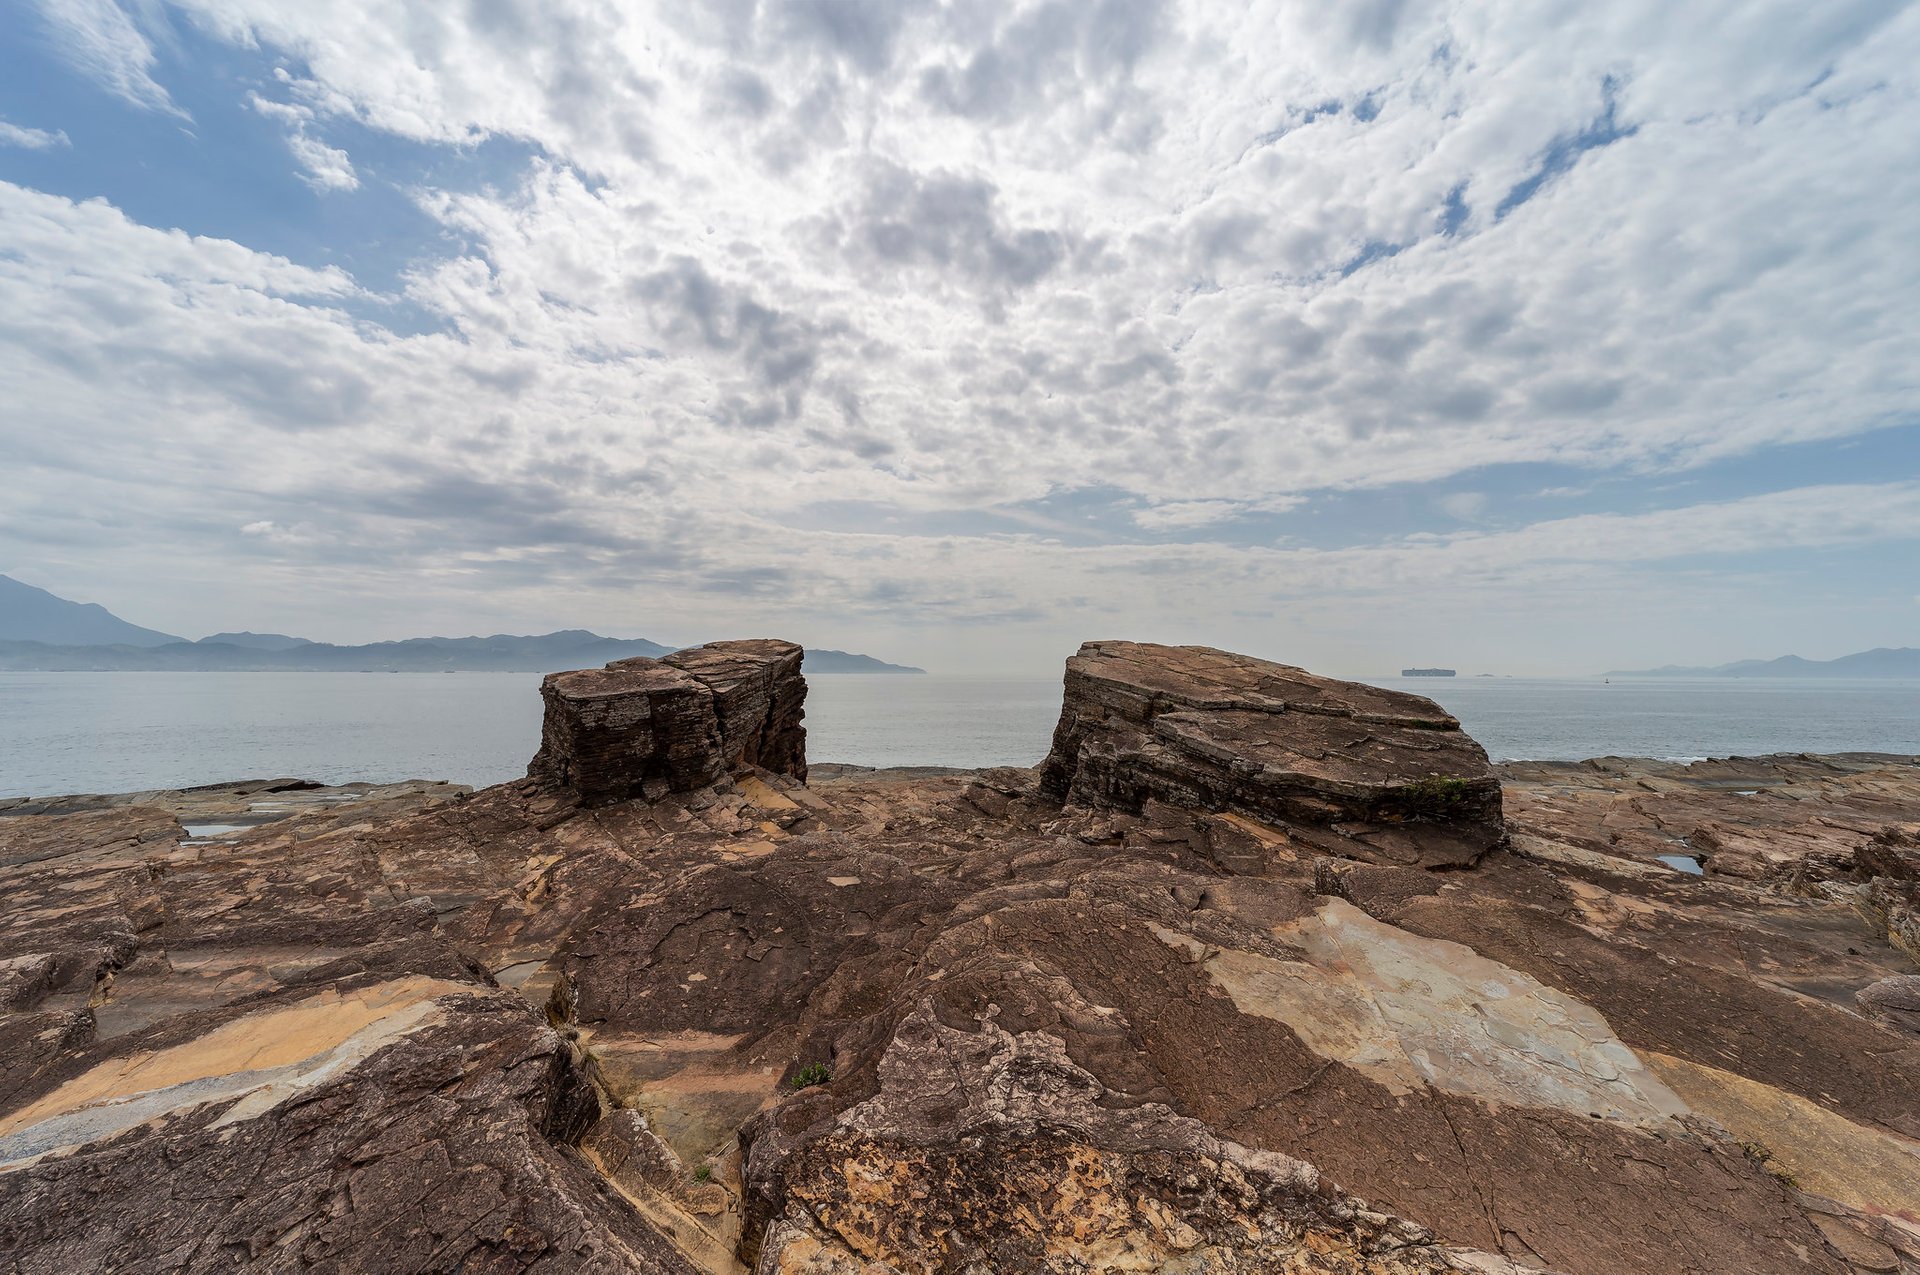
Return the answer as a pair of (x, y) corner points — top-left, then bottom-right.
(1039, 640), (1503, 867)
(529, 639), (805, 803)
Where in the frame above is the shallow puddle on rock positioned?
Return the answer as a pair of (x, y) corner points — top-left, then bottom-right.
(1656, 853), (1704, 875)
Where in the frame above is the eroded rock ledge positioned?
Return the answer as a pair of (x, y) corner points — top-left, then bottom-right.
(1040, 640), (1504, 867)
(2, 642), (1917, 1275)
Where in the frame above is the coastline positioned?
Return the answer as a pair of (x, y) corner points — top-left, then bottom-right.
(5, 670), (1918, 801)
(2, 644), (1917, 1271)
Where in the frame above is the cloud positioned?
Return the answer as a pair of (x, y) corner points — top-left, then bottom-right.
(247, 93), (358, 192)
(916, 0), (1167, 138)
(0, 182), (356, 297)
(174, 0), (662, 168)
(825, 160), (1080, 292)
(629, 255), (822, 402)
(0, 121), (71, 149)
(1132, 496), (1306, 531)
(32, 0), (187, 119)
(239, 519), (326, 546)
(1437, 492), (1488, 521)
(1410, 482), (1920, 571)
(774, 0), (929, 75)
(2, 0), (1918, 671)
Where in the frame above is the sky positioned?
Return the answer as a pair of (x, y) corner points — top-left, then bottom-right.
(1, 0), (1916, 676)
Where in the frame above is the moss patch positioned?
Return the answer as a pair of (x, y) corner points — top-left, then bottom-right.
(1389, 777), (1475, 820)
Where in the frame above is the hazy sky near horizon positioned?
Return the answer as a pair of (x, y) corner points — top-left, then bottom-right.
(2, 0), (1917, 676)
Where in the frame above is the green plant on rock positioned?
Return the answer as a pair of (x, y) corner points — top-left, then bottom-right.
(1404, 776), (1470, 802)
(790, 1061), (833, 1090)
(693, 1164), (712, 1183)
(1395, 776), (1474, 819)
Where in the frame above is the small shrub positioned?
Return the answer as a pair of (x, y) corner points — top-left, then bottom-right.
(693, 1164), (712, 1183)
(790, 1062), (833, 1090)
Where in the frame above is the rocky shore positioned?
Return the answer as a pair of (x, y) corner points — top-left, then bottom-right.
(1, 640), (1917, 1273)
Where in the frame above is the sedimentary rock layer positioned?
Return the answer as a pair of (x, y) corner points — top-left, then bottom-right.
(528, 639), (806, 803)
(658, 641), (809, 781)
(1040, 640), (1504, 867)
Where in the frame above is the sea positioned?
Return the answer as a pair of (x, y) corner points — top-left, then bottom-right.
(1, 671), (1916, 800)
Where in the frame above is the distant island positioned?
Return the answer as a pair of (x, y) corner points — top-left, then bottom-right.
(1606, 647), (1920, 678)
(802, 649), (926, 674)
(1401, 667), (1456, 677)
(0, 575), (924, 674)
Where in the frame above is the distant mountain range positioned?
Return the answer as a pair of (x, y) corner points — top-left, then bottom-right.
(0, 575), (924, 674)
(0, 573), (185, 647)
(0, 631), (677, 673)
(1607, 648), (1920, 678)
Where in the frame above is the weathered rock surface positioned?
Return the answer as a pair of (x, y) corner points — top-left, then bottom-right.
(1041, 641), (1504, 867)
(749, 1005), (1497, 1274)
(3, 649), (1918, 1274)
(1859, 976), (1920, 1036)
(528, 640), (805, 802)
(0, 973), (690, 1273)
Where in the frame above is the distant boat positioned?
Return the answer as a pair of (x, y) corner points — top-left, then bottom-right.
(1401, 667), (1456, 677)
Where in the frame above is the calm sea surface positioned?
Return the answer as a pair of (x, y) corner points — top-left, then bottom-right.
(1, 671), (1916, 799)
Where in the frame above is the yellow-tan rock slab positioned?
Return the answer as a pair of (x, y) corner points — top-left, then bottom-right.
(0, 976), (471, 1168)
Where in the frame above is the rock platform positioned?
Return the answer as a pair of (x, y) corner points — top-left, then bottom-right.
(1, 642), (1917, 1273)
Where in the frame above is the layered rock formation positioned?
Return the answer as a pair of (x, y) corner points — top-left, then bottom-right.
(2, 643), (1917, 1274)
(1040, 641), (1504, 867)
(528, 640), (805, 802)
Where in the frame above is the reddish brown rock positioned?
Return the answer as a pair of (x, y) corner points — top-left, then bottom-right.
(1039, 640), (1503, 867)
(1497, 752), (1920, 885)
(0, 969), (692, 1273)
(747, 1004), (1497, 1273)
(661, 640), (808, 781)
(1858, 975), (1920, 1036)
(529, 639), (805, 803)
